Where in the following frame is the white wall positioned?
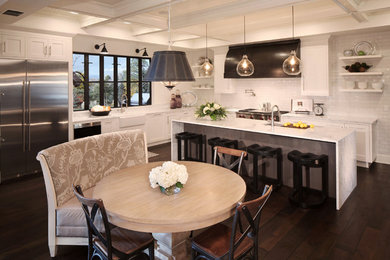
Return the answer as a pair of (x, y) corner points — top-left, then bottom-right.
(215, 29), (390, 163)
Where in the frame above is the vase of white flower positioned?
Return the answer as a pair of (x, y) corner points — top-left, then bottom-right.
(149, 161), (188, 196)
(195, 102), (227, 121)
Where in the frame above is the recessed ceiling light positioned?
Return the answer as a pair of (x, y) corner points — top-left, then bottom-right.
(69, 11), (79, 15)
(123, 21), (131, 24)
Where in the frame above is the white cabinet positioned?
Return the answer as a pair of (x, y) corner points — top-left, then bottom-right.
(101, 118), (119, 134)
(145, 113), (168, 145)
(27, 36), (67, 60)
(300, 36), (330, 96)
(214, 53), (234, 94)
(0, 34), (25, 58)
(344, 123), (375, 165)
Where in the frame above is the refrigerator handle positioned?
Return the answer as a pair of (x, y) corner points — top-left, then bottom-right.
(22, 80), (26, 152)
(28, 80), (31, 152)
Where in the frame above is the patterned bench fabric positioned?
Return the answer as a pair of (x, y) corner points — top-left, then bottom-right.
(38, 129), (147, 207)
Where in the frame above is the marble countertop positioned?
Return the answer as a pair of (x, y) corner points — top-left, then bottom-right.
(281, 113), (378, 124)
(73, 106), (195, 124)
(172, 116), (355, 143)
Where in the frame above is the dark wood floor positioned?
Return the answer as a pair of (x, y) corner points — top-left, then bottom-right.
(1, 143), (389, 260)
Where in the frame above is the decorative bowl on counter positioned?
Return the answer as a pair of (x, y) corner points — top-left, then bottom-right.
(90, 105), (111, 116)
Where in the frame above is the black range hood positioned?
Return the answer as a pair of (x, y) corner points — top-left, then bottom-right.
(224, 39), (301, 78)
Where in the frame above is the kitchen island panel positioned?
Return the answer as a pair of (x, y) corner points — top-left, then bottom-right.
(171, 118), (356, 210)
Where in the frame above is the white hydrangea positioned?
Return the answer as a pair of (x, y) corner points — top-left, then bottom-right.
(149, 161), (188, 189)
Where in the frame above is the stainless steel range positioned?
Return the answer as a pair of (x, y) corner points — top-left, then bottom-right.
(236, 108), (289, 121)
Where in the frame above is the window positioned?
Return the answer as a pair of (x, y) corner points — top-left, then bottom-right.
(72, 53), (151, 111)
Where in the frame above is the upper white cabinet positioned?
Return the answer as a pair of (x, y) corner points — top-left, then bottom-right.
(300, 35), (330, 96)
(27, 36), (68, 60)
(0, 34), (25, 58)
(0, 30), (71, 61)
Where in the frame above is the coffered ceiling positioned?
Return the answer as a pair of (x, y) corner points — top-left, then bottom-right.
(0, 0), (390, 48)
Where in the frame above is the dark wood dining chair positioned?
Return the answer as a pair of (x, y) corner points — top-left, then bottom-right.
(73, 185), (155, 260)
(213, 146), (248, 175)
(191, 185), (273, 260)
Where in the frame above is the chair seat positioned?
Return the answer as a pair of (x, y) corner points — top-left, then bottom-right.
(247, 144), (281, 157)
(94, 227), (154, 260)
(287, 150), (327, 166)
(56, 187), (103, 237)
(192, 223), (253, 259)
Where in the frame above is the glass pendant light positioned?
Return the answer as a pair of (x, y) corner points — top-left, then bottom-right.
(200, 24), (214, 76)
(283, 6), (301, 76)
(237, 16), (254, 77)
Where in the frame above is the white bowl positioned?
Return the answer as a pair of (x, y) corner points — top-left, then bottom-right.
(372, 82), (383, 90)
(357, 81), (368, 89)
(345, 81), (355, 89)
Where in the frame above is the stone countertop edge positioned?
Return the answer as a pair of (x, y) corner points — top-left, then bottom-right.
(172, 116), (356, 143)
(73, 107), (195, 124)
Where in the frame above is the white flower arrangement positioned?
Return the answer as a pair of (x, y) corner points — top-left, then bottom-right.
(195, 102), (227, 121)
(149, 161), (188, 191)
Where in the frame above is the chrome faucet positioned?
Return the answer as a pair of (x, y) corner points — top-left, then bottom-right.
(271, 105), (280, 131)
(120, 93), (128, 113)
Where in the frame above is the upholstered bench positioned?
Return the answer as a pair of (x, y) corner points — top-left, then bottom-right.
(36, 129), (148, 257)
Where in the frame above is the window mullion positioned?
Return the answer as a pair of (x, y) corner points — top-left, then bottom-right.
(99, 55), (104, 105)
(84, 54), (90, 110)
(127, 57), (131, 106)
(138, 58), (142, 105)
(114, 57), (118, 108)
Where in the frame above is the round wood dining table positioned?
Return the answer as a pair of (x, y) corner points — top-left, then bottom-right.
(93, 160), (246, 232)
(93, 161), (246, 260)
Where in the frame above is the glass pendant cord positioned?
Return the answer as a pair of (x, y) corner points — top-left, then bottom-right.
(236, 16), (254, 77)
(168, 3), (172, 50)
(282, 5), (301, 76)
(205, 24), (208, 58)
(200, 24), (214, 76)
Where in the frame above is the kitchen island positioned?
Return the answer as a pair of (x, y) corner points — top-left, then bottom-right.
(171, 117), (357, 210)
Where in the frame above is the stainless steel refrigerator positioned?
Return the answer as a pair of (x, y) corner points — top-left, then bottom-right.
(0, 59), (68, 182)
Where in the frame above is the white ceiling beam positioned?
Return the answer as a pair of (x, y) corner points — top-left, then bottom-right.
(332, 0), (368, 22)
(358, 0), (390, 12)
(125, 14), (167, 29)
(49, 0), (114, 18)
(81, 0), (185, 29)
(170, 0), (309, 29)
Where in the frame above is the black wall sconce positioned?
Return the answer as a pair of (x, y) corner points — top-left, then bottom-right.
(94, 43), (108, 54)
(136, 48), (148, 56)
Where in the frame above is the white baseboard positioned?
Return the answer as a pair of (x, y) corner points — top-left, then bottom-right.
(376, 154), (390, 165)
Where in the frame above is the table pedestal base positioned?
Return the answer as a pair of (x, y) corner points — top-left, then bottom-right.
(153, 232), (191, 260)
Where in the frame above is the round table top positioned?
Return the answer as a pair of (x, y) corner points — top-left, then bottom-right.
(93, 161), (246, 233)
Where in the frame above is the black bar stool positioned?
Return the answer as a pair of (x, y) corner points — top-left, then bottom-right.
(207, 137), (238, 163)
(287, 150), (328, 209)
(247, 144), (283, 193)
(175, 132), (203, 161)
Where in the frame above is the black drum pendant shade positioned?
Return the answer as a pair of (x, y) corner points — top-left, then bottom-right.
(144, 50), (195, 85)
